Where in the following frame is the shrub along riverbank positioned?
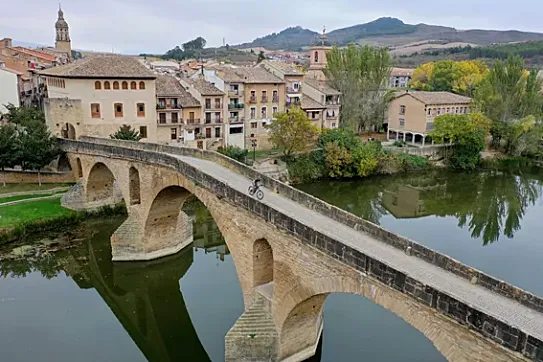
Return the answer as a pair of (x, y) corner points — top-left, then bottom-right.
(286, 129), (431, 183)
(0, 199), (126, 245)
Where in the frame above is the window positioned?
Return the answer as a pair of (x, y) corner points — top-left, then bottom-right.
(250, 107), (256, 119)
(159, 113), (166, 124)
(251, 122), (257, 129)
(437, 108), (441, 116)
(332, 122), (336, 128)
(215, 112), (221, 122)
(261, 91), (267, 102)
(215, 127), (221, 138)
(205, 113), (212, 123)
(130, 81), (137, 90)
(171, 112), (178, 123)
(400, 105), (406, 115)
(104, 81), (111, 90)
(229, 126), (243, 134)
(261, 107), (267, 118)
(139, 81), (145, 90)
(273, 106), (278, 115)
(137, 103), (145, 117)
(122, 81), (128, 90)
(170, 128), (177, 140)
(446, 107), (450, 113)
(139, 126), (147, 138)
(91, 103), (100, 118)
(399, 118), (405, 127)
(427, 108), (431, 116)
(205, 127), (212, 138)
(205, 98), (211, 109)
(189, 112), (195, 120)
(95, 81), (101, 90)
(314, 50), (319, 62)
(114, 103), (123, 117)
(426, 122), (434, 131)
(113, 81), (119, 90)
(214, 98), (221, 108)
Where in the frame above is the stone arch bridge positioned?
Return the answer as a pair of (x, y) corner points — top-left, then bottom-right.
(59, 137), (543, 362)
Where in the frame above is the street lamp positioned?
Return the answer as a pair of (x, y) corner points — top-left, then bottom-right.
(251, 138), (257, 163)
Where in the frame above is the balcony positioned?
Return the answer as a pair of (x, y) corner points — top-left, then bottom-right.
(229, 116), (245, 123)
(325, 100), (340, 106)
(287, 86), (301, 93)
(228, 90), (240, 97)
(156, 103), (182, 110)
(326, 114), (338, 120)
(261, 96), (268, 103)
(185, 118), (201, 126)
(248, 96), (257, 104)
(205, 118), (222, 124)
(158, 119), (182, 126)
(228, 103), (244, 110)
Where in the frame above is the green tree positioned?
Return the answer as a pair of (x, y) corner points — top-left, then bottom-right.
(257, 50), (266, 63)
(0, 124), (19, 186)
(474, 55), (543, 153)
(318, 128), (361, 151)
(267, 107), (320, 158)
(325, 44), (393, 133)
(324, 142), (354, 178)
(429, 113), (490, 169)
(18, 120), (59, 186)
(218, 145), (248, 163)
(3, 103), (46, 126)
(110, 125), (142, 141)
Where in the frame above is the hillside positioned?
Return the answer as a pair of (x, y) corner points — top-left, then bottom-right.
(236, 17), (543, 51)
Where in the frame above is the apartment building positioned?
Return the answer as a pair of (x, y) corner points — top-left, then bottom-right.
(0, 64), (20, 112)
(155, 75), (202, 148)
(40, 55), (158, 142)
(234, 67), (286, 150)
(180, 77), (225, 149)
(303, 78), (341, 129)
(387, 91), (472, 145)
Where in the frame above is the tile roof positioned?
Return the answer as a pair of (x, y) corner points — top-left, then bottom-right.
(304, 77), (341, 95)
(38, 55), (156, 79)
(301, 95), (326, 110)
(11, 47), (56, 62)
(156, 76), (201, 107)
(215, 67), (245, 82)
(391, 67), (414, 77)
(231, 67), (285, 84)
(183, 78), (224, 96)
(263, 61), (303, 76)
(400, 91), (472, 105)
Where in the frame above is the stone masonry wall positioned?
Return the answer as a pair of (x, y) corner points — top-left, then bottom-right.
(1, 169), (75, 184)
(61, 138), (543, 361)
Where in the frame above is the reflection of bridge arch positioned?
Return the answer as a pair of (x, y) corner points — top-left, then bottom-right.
(68, 233), (210, 362)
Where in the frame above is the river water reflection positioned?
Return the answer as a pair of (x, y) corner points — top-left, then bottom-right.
(0, 197), (445, 361)
(298, 167), (543, 296)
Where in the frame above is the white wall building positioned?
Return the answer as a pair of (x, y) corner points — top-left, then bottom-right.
(0, 66), (20, 112)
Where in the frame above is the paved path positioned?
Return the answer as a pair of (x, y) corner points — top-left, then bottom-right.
(175, 154), (543, 341)
(0, 193), (64, 208)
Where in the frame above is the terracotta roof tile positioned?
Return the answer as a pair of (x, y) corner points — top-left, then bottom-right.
(399, 91), (472, 105)
(304, 77), (341, 95)
(38, 56), (156, 79)
(301, 95), (326, 110)
(156, 76), (201, 107)
(231, 67), (285, 84)
(183, 78), (224, 96)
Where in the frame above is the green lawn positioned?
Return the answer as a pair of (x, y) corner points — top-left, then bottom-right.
(0, 183), (73, 195)
(0, 198), (76, 229)
(0, 191), (65, 204)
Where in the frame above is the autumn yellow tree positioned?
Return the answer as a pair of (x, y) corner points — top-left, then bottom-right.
(267, 107), (320, 158)
(409, 60), (488, 96)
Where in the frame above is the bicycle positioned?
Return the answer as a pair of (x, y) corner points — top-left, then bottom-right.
(248, 180), (264, 200)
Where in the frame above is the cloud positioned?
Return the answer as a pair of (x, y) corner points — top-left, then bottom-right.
(1, 0), (542, 54)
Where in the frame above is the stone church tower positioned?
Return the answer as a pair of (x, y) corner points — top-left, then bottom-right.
(306, 27), (332, 81)
(55, 5), (72, 58)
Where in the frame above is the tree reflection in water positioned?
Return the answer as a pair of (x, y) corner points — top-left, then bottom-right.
(297, 167), (543, 246)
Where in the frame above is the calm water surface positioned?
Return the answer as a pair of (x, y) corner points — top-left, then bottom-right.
(0, 197), (445, 361)
(298, 168), (543, 296)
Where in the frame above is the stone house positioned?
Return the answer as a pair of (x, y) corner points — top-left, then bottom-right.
(390, 67), (414, 88)
(387, 91), (472, 145)
(40, 55), (158, 142)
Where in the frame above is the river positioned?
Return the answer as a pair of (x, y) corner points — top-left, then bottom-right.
(2, 167), (541, 362)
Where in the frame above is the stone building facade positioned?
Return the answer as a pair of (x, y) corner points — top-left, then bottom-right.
(41, 56), (158, 142)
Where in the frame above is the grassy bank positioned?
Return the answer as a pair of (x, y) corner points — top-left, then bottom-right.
(0, 183), (73, 195)
(0, 199), (126, 245)
(0, 190), (66, 204)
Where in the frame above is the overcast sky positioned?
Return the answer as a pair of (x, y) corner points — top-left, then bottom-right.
(1, 0), (541, 54)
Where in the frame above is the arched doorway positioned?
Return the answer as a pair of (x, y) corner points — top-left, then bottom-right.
(62, 123), (76, 140)
(57, 153), (71, 172)
(128, 167), (141, 205)
(86, 162), (116, 202)
(253, 238), (273, 287)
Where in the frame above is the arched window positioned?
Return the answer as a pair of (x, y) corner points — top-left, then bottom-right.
(104, 81), (111, 90)
(314, 51), (319, 62)
(139, 81), (146, 90)
(122, 81), (128, 90)
(130, 81), (137, 90)
(113, 81), (119, 90)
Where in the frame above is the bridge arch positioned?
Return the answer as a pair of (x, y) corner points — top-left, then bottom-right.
(275, 276), (520, 362)
(253, 238), (274, 288)
(86, 162), (117, 203)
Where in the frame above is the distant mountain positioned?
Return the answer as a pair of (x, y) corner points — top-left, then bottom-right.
(236, 17), (543, 51)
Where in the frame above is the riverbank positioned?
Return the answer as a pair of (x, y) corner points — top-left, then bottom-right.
(0, 194), (126, 246)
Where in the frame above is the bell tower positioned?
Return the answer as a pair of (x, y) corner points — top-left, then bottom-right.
(307, 26), (332, 80)
(55, 4), (72, 58)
